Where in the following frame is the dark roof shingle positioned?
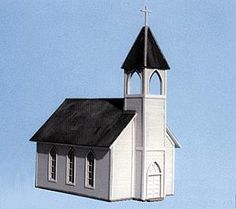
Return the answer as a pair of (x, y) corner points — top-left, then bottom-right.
(121, 26), (170, 72)
(30, 99), (135, 147)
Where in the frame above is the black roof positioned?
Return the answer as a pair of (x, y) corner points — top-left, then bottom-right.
(121, 26), (170, 72)
(30, 99), (135, 148)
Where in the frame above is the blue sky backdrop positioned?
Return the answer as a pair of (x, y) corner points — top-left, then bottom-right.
(0, 1), (236, 209)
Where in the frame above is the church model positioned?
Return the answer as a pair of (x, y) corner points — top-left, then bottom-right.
(30, 8), (181, 202)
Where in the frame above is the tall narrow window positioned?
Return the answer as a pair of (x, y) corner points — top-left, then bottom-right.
(149, 71), (162, 95)
(129, 71), (141, 94)
(49, 147), (56, 181)
(67, 149), (75, 184)
(86, 151), (95, 188)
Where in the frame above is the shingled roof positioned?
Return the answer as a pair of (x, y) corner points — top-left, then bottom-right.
(30, 99), (135, 147)
(121, 26), (170, 72)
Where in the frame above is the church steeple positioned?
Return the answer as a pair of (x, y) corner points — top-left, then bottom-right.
(122, 8), (170, 200)
(121, 27), (170, 72)
(122, 7), (169, 98)
(121, 7), (170, 72)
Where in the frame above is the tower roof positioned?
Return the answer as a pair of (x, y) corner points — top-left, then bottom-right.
(121, 26), (170, 72)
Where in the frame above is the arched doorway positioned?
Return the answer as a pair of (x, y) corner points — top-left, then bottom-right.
(146, 162), (161, 199)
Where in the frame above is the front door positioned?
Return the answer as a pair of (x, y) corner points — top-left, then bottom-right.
(146, 162), (161, 199)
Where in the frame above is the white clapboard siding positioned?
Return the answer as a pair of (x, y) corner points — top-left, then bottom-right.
(145, 98), (165, 148)
(110, 120), (134, 200)
(165, 134), (175, 195)
(125, 97), (143, 146)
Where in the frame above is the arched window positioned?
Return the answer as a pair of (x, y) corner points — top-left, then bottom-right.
(86, 151), (95, 188)
(129, 71), (141, 95)
(149, 71), (162, 95)
(49, 147), (56, 181)
(67, 149), (75, 184)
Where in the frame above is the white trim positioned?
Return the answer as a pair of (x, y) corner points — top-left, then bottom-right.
(124, 73), (128, 97)
(35, 143), (38, 187)
(163, 150), (166, 197)
(164, 71), (167, 148)
(172, 145), (175, 194)
(165, 70), (167, 100)
(141, 70), (147, 200)
(131, 119), (136, 198)
(145, 95), (166, 99)
(125, 94), (145, 98)
(109, 149), (113, 200)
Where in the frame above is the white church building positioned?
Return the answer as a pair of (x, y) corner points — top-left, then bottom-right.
(30, 13), (181, 202)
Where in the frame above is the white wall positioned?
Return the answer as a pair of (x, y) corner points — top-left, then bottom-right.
(124, 97), (143, 198)
(144, 96), (166, 200)
(36, 143), (110, 201)
(145, 97), (166, 149)
(123, 69), (169, 201)
(110, 120), (134, 200)
(124, 97), (142, 146)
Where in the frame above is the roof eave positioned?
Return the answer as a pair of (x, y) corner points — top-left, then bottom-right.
(166, 126), (181, 148)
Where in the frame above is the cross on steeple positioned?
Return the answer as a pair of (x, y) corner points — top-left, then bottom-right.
(140, 6), (151, 66)
(140, 6), (151, 26)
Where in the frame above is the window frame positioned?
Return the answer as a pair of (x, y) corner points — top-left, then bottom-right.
(85, 150), (96, 189)
(48, 147), (57, 182)
(66, 148), (76, 185)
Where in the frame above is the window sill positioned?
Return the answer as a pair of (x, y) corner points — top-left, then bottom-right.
(66, 182), (76, 186)
(48, 179), (57, 183)
(85, 185), (95, 190)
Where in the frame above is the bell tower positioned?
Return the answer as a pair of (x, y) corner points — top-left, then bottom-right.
(121, 7), (170, 200)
